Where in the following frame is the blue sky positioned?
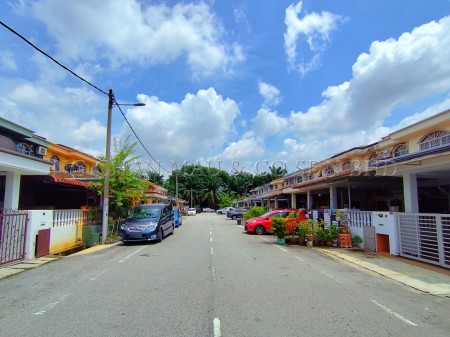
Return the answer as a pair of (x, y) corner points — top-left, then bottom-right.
(1, 0), (450, 176)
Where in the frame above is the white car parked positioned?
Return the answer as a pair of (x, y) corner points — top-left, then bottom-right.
(187, 208), (197, 216)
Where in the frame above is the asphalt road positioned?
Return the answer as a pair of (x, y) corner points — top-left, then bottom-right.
(0, 213), (449, 337)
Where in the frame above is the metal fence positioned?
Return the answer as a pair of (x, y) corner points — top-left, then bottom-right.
(0, 212), (28, 265)
(398, 213), (450, 269)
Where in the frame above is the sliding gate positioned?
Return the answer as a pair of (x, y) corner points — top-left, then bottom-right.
(0, 212), (28, 265)
(398, 213), (450, 269)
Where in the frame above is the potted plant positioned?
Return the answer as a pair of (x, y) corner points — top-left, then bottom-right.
(296, 223), (306, 245)
(272, 217), (287, 245)
(315, 228), (327, 246)
(352, 235), (363, 248)
(325, 233), (333, 247)
(329, 224), (339, 247)
(299, 219), (315, 247)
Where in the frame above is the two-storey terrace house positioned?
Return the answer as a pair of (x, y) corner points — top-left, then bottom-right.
(0, 117), (51, 211)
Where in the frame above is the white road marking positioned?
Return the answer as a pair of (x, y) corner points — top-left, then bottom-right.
(90, 269), (107, 281)
(213, 318), (221, 337)
(210, 238), (213, 242)
(274, 244), (287, 252)
(118, 246), (146, 263)
(211, 247), (214, 255)
(320, 270), (342, 284)
(371, 299), (417, 326)
(34, 295), (69, 315)
(211, 267), (216, 282)
(295, 256), (304, 262)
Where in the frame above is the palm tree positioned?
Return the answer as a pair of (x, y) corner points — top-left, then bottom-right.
(200, 175), (224, 208)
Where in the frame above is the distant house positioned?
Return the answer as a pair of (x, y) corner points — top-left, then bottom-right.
(19, 143), (101, 210)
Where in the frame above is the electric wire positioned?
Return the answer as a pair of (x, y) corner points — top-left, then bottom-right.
(0, 20), (108, 97)
(1, 19), (164, 172)
(114, 101), (170, 174)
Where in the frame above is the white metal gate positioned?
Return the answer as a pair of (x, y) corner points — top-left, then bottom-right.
(398, 213), (450, 269)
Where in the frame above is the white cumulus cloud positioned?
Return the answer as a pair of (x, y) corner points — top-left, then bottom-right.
(284, 0), (344, 75)
(21, 0), (243, 78)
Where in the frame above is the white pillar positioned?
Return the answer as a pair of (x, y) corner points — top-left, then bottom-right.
(330, 186), (338, 209)
(274, 197), (279, 209)
(4, 172), (21, 210)
(403, 173), (419, 212)
(291, 193), (297, 209)
(307, 190), (312, 209)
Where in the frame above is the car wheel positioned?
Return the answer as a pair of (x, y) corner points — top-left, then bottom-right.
(159, 228), (164, 242)
(255, 226), (265, 235)
(232, 215), (237, 220)
(218, 211), (222, 214)
(123, 241), (129, 246)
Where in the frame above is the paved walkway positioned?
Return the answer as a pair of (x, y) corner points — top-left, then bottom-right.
(1, 243), (449, 297)
(314, 247), (450, 297)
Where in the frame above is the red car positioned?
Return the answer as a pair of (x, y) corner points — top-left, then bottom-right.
(244, 209), (299, 235)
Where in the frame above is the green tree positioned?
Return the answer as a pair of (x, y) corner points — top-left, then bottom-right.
(218, 193), (235, 208)
(95, 136), (145, 234)
(200, 174), (223, 208)
(147, 170), (164, 186)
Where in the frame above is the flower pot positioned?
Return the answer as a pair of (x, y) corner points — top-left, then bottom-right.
(306, 240), (313, 248)
(287, 237), (298, 245)
(276, 237), (285, 245)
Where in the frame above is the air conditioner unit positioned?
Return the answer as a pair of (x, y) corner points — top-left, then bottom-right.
(36, 146), (47, 156)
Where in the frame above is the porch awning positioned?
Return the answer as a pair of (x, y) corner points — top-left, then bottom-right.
(44, 175), (93, 188)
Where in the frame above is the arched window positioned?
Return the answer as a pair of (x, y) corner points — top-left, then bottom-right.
(325, 166), (335, 176)
(368, 154), (378, 167)
(420, 131), (450, 151)
(73, 161), (86, 173)
(393, 144), (408, 157)
(16, 142), (32, 155)
(50, 155), (60, 171)
(342, 160), (353, 170)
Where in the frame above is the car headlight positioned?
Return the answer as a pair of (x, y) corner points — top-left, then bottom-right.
(121, 224), (128, 230)
(144, 222), (157, 230)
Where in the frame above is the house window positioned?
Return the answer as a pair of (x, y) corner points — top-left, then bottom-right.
(16, 142), (32, 155)
(325, 166), (335, 176)
(342, 160), (353, 170)
(393, 144), (408, 157)
(50, 155), (60, 171)
(368, 154), (378, 167)
(73, 161), (86, 172)
(419, 131), (450, 151)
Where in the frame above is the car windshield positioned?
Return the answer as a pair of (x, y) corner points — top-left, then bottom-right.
(189, 208), (196, 211)
(258, 211), (274, 218)
(129, 207), (160, 219)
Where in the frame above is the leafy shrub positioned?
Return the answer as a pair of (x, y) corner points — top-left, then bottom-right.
(271, 217), (287, 238)
(243, 206), (268, 220)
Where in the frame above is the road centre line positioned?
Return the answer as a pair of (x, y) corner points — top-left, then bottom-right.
(90, 269), (108, 281)
(295, 256), (304, 262)
(320, 270), (342, 284)
(371, 299), (417, 326)
(213, 318), (221, 337)
(118, 246), (146, 263)
(33, 294), (69, 315)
